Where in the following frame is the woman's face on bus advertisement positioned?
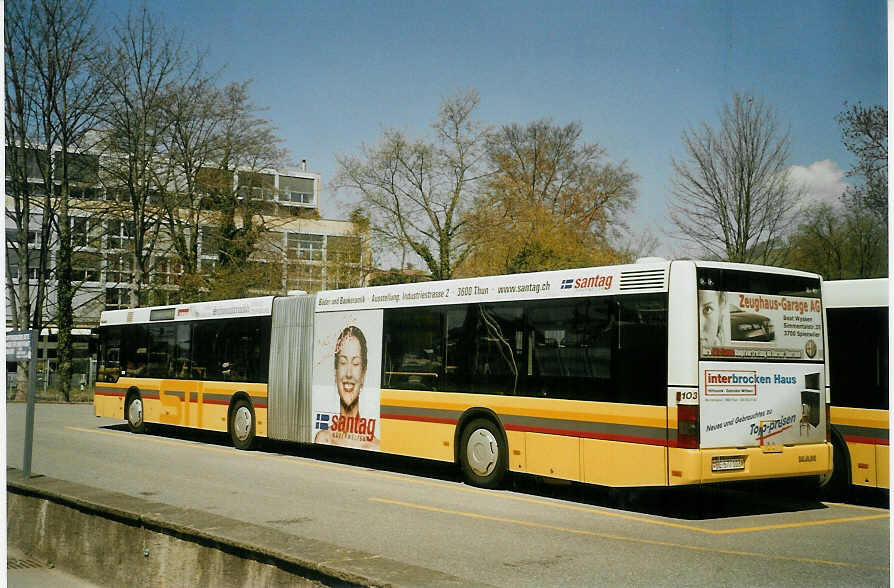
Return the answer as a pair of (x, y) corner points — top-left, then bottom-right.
(335, 335), (365, 411)
(699, 290), (723, 348)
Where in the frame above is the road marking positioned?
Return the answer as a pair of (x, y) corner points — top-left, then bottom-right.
(707, 513), (889, 534)
(370, 498), (890, 572)
(67, 426), (890, 535)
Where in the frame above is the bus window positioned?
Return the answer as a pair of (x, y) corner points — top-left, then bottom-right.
(615, 293), (668, 406)
(383, 307), (443, 390)
(99, 326), (122, 382)
(473, 304), (524, 395)
(147, 323), (177, 378)
(119, 325), (147, 377)
(525, 297), (613, 400)
(828, 307), (888, 410)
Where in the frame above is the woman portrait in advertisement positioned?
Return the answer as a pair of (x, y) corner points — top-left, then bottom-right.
(699, 289), (729, 354)
(314, 324), (381, 450)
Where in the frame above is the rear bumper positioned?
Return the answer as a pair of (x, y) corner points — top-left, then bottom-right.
(669, 442), (832, 486)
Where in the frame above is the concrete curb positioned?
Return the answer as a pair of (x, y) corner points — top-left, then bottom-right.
(7, 469), (483, 587)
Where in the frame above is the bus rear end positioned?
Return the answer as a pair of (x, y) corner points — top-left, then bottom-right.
(667, 261), (832, 486)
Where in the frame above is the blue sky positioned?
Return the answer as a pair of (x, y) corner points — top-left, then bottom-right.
(99, 0), (886, 258)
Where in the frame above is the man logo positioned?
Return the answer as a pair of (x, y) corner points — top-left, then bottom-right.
(804, 339), (817, 359)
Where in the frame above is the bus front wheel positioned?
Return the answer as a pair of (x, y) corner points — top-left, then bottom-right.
(125, 393), (146, 434)
(229, 399), (256, 450)
(459, 418), (507, 489)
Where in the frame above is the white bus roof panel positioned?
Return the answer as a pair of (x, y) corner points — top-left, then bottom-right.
(823, 278), (888, 309)
(99, 296), (275, 326)
(315, 262), (672, 312)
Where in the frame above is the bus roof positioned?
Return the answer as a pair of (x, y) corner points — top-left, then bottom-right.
(99, 296), (275, 326)
(313, 259), (820, 313)
(823, 278), (889, 309)
(314, 260), (670, 312)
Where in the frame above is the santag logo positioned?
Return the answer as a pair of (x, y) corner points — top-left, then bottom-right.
(572, 274), (613, 290)
(315, 413), (330, 431)
(561, 279), (574, 290)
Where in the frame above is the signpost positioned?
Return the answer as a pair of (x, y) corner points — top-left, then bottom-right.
(7, 330), (38, 477)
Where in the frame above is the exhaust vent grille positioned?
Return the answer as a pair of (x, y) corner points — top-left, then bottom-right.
(619, 268), (667, 291)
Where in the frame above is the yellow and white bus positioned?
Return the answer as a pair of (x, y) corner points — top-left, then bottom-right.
(823, 278), (889, 496)
(95, 259), (832, 489)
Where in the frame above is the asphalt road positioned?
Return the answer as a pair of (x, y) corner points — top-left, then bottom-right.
(6, 403), (890, 587)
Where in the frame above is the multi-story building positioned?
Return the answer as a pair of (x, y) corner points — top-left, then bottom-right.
(6, 146), (367, 378)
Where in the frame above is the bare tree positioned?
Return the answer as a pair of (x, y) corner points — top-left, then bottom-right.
(6, 3), (41, 402)
(334, 90), (488, 280)
(37, 0), (104, 400)
(155, 77), (221, 300)
(96, 6), (195, 308)
(5, 0), (99, 398)
(204, 82), (287, 270)
(668, 92), (800, 265)
(836, 102), (887, 222)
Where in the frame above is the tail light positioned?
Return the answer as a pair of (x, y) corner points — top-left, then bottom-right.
(677, 404), (699, 449)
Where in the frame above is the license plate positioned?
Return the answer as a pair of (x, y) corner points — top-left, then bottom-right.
(712, 456), (745, 472)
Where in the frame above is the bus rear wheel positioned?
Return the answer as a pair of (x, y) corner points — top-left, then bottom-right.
(125, 393), (146, 434)
(229, 399), (256, 450)
(459, 418), (507, 489)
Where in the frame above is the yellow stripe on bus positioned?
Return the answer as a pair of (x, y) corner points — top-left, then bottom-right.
(830, 407), (889, 430)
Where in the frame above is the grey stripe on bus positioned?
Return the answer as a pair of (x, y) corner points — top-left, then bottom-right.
(380, 404), (668, 441)
(835, 423), (889, 440)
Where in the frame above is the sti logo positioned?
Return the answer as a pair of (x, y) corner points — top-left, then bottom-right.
(564, 274), (614, 291)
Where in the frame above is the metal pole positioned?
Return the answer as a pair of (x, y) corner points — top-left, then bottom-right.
(42, 330), (49, 397)
(23, 330), (38, 478)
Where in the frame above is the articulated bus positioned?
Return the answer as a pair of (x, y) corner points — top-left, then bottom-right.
(823, 278), (889, 496)
(94, 260), (832, 489)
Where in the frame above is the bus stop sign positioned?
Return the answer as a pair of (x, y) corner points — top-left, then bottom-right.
(7, 330), (33, 361)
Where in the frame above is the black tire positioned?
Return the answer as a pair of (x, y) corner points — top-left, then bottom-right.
(125, 393), (146, 434)
(229, 399), (256, 450)
(459, 418), (507, 489)
(819, 433), (851, 501)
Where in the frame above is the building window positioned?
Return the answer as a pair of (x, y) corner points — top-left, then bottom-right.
(278, 175), (315, 204)
(27, 257), (50, 281)
(326, 235), (361, 264)
(287, 263), (322, 293)
(7, 250), (19, 280)
(287, 233), (324, 261)
(107, 254), (133, 284)
(73, 252), (102, 282)
(152, 257), (182, 285)
(107, 220), (134, 250)
(200, 227), (219, 256)
(105, 287), (129, 310)
(283, 191), (313, 204)
(71, 216), (102, 248)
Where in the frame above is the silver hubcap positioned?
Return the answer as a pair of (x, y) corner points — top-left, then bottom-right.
(128, 398), (143, 427)
(233, 406), (252, 441)
(466, 428), (498, 477)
